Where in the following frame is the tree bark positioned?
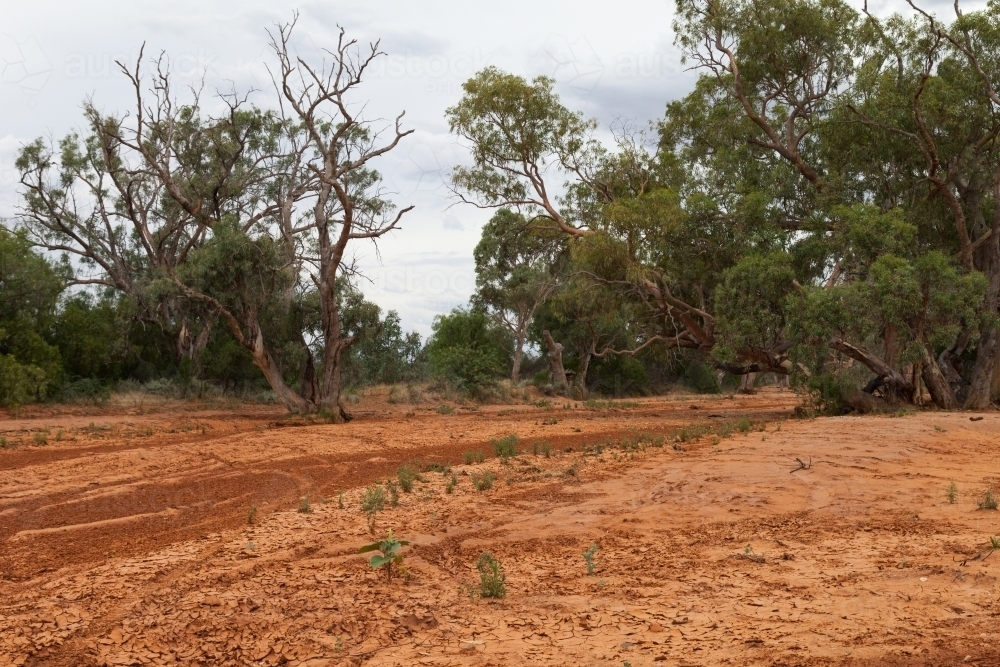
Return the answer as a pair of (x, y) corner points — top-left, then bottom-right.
(247, 325), (313, 414)
(511, 331), (525, 383)
(829, 338), (914, 399)
(738, 372), (757, 394)
(964, 181), (1000, 408)
(542, 330), (569, 394)
(920, 341), (958, 409)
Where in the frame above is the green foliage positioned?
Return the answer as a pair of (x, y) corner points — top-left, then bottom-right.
(361, 485), (387, 533)
(298, 495), (312, 514)
(583, 543), (599, 575)
(979, 486), (998, 511)
(358, 530), (410, 582)
(463, 450), (485, 464)
(946, 482), (958, 505)
(476, 552), (507, 598)
(426, 307), (511, 393)
(471, 470), (495, 491)
(397, 465), (419, 493)
(491, 434), (519, 459)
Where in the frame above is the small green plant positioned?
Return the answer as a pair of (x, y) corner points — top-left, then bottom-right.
(298, 495), (312, 514)
(446, 473), (457, 494)
(978, 486), (998, 510)
(358, 530), (410, 582)
(338, 492), (344, 509)
(0, 437), (7, 449)
(477, 552), (506, 598)
(437, 404), (454, 414)
(34, 432), (48, 445)
(946, 481), (958, 504)
(583, 543), (599, 575)
(934, 425), (946, 433)
(55, 429), (63, 441)
(737, 418), (752, 433)
(463, 450), (485, 464)
(531, 439), (551, 457)
(492, 435), (519, 460)
(471, 470), (495, 491)
(398, 464), (419, 492)
(334, 636), (344, 653)
(247, 505), (258, 525)
(361, 485), (387, 534)
(386, 480), (400, 506)
(739, 545), (765, 563)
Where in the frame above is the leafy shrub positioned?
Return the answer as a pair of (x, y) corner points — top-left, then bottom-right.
(425, 308), (510, 394)
(979, 486), (998, 511)
(397, 465), (419, 493)
(471, 470), (495, 491)
(491, 434), (519, 459)
(583, 543), (599, 575)
(361, 485), (386, 533)
(477, 552), (506, 598)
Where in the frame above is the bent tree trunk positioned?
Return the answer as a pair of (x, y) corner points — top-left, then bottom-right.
(245, 323), (313, 414)
(542, 330), (569, 394)
(920, 341), (958, 409)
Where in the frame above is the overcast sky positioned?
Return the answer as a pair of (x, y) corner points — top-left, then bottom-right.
(0, 0), (972, 337)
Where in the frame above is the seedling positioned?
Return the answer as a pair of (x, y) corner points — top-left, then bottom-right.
(471, 471), (495, 491)
(247, 505), (258, 525)
(946, 481), (958, 504)
(361, 485), (386, 534)
(358, 530), (410, 582)
(477, 552), (506, 598)
(397, 465), (419, 492)
(446, 473), (457, 494)
(491, 435), (519, 460)
(298, 495), (312, 514)
(979, 486), (998, 511)
(583, 543), (599, 575)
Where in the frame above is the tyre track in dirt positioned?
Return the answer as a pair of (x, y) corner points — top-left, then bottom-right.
(1, 395), (777, 584)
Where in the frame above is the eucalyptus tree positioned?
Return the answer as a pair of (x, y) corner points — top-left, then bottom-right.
(472, 208), (565, 381)
(16, 19), (414, 417)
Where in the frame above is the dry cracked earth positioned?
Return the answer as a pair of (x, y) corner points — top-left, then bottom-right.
(1, 389), (999, 666)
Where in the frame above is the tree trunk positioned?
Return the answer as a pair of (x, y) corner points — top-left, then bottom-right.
(511, 332), (525, 383)
(738, 372), (757, 394)
(542, 330), (569, 394)
(920, 341), (958, 409)
(965, 191), (1000, 408)
(299, 344), (318, 405)
(829, 338), (914, 400)
(247, 325), (313, 414)
(576, 351), (592, 391)
(318, 337), (353, 422)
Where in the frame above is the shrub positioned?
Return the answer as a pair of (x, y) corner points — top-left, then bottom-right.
(298, 495), (312, 513)
(979, 486), (998, 511)
(361, 485), (387, 533)
(477, 552), (506, 598)
(471, 470), (495, 491)
(583, 543), (599, 575)
(425, 308), (510, 394)
(437, 404), (455, 414)
(491, 434), (519, 460)
(397, 465), (419, 493)
(463, 450), (485, 464)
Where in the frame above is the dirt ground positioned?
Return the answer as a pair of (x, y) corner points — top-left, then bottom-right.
(1, 388), (999, 666)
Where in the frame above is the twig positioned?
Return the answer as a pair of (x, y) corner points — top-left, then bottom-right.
(790, 457), (812, 473)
